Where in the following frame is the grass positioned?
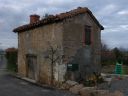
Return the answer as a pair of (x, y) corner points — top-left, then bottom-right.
(102, 64), (128, 75)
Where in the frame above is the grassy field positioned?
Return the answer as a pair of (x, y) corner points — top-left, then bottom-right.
(101, 64), (128, 74)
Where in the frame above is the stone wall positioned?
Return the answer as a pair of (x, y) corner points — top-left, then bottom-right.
(63, 13), (101, 81)
(18, 22), (64, 85)
(18, 12), (101, 85)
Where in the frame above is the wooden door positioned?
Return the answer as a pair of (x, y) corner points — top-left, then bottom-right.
(26, 55), (37, 80)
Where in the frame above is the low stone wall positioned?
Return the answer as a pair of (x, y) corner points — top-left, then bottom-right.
(60, 80), (124, 96)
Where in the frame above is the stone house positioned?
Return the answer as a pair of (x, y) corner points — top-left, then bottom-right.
(13, 7), (104, 85)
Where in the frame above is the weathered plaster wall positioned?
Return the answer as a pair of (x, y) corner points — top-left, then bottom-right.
(18, 12), (101, 84)
(63, 13), (101, 80)
(18, 22), (64, 85)
(54, 62), (67, 82)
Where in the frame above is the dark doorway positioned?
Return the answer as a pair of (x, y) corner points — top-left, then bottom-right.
(26, 54), (37, 80)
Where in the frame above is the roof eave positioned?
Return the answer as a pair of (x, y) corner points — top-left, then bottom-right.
(101, 25), (104, 30)
(86, 9), (104, 30)
(13, 7), (104, 32)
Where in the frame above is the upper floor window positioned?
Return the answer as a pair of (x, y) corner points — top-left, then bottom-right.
(84, 25), (91, 45)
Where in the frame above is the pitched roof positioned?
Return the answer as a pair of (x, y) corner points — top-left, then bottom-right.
(6, 48), (17, 52)
(13, 7), (104, 32)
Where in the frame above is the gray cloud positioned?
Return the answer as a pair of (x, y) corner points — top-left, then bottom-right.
(117, 10), (128, 16)
(0, 0), (127, 49)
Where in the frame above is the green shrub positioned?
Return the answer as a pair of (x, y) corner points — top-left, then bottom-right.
(5, 50), (17, 72)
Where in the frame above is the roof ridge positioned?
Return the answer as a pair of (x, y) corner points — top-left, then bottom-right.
(13, 7), (103, 32)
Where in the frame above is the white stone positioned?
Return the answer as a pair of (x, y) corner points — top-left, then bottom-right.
(66, 80), (78, 86)
(69, 84), (84, 94)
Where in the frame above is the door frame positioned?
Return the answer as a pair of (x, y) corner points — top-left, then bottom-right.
(26, 54), (37, 80)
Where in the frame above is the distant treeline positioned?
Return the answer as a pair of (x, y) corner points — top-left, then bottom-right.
(101, 44), (128, 66)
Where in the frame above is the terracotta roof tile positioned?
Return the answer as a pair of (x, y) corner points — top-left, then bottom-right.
(13, 7), (104, 32)
(6, 48), (17, 52)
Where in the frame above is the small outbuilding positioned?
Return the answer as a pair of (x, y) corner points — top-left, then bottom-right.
(13, 7), (104, 85)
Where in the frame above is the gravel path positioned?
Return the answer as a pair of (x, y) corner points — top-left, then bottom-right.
(98, 77), (128, 96)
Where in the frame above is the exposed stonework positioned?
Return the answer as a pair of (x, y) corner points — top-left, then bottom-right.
(63, 13), (102, 81)
(69, 84), (84, 94)
(13, 7), (104, 85)
(60, 81), (124, 96)
(17, 23), (63, 85)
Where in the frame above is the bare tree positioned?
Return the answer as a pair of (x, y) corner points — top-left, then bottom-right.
(43, 43), (63, 85)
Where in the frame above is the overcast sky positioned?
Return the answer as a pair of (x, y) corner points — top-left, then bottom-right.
(0, 0), (128, 49)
